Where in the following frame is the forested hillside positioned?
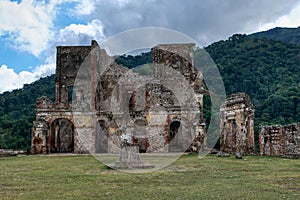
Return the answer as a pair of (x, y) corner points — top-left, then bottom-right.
(0, 30), (299, 150)
(0, 75), (55, 149)
(249, 27), (300, 45)
(205, 34), (300, 127)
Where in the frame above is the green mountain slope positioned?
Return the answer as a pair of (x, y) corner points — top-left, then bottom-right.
(205, 34), (300, 127)
(249, 27), (300, 45)
(0, 75), (55, 150)
(0, 32), (300, 150)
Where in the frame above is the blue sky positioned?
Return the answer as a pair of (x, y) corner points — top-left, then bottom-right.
(0, 38), (41, 72)
(0, 0), (300, 93)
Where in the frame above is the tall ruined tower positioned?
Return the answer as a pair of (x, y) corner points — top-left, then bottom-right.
(55, 45), (92, 104)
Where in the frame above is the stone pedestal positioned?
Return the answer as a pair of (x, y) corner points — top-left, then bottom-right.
(115, 146), (154, 169)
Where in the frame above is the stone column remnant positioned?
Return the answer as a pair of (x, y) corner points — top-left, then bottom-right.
(219, 93), (255, 155)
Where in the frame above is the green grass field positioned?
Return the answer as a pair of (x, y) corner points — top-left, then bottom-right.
(0, 154), (299, 199)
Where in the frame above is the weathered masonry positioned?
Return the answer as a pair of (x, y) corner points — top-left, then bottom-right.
(259, 123), (300, 158)
(219, 93), (255, 155)
(31, 41), (207, 154)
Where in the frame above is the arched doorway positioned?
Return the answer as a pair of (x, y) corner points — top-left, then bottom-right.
(168, 120), (181, 152)
(50, 118), (74, 153)
(95, 120), (108, 153)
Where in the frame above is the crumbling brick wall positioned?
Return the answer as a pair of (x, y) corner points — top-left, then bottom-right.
(31, 41), (207, 154)
(259, 123), (300, 158)
(220, 93), (255, 155)
(55, 45), (92, 104)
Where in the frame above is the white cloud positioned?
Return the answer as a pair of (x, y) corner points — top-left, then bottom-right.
(0, 62), (55, 94)
(0, 0), (54, 56)
(1, 0), (299, 57)
(72, 0), (95, 15)
(58, 19), (106, 44)
(0, 0), (96, 57)
(0, 65), (34, 93)
(0, 17), (106, 93)
(0, 19), (105, 94)
(32, 59), (56, 78)
(85, 0), (300, 46)
(256, 3), (300, 32)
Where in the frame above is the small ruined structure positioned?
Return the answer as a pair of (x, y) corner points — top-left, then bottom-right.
(259, 123), (300, 158)
(219, 93), (255, 155)
(31, 41), (206, 154)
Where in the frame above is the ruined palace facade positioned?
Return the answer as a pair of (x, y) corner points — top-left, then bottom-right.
(259, 123), (300, 158)
(31, 41), (206, 154)
(220, 93), (255, 155)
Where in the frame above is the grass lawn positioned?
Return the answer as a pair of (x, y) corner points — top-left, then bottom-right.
(0, 153), (299, 199)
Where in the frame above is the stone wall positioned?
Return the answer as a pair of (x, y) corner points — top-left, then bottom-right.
(259, 123), (300, 158)
(31, 41), (207, 154)
(220, 93), (255, 155)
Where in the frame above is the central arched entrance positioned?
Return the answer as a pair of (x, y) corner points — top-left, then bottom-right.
(50, 118), (74, 153)
(168, 120), (181, 152)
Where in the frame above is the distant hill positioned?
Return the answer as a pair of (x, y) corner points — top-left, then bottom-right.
(249, 27), (300, 45)
(1, 29), (300, 150)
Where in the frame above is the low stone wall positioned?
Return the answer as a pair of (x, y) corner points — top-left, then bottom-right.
(259, 123), (300, 158)
(0, 149), (27, 157)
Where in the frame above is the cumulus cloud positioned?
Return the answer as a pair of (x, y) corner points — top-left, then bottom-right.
(72, 0), (95, 15)
(0, 0), (96, 57)
(0, 65), (34, 93)
(0, 51), (56, 93)
(0, 0), (99, 93)
(1, 0), (299, 56)
(43, 19), (106, 62)
(57, 19), (105, 45)
(0, 0), (54, 56)
(85, 0), (300, 45)
(0, 17), (105, 93)
(0, 62), (55, 94)
(256, 3), (300, 32)
(32, 55), (56, 77)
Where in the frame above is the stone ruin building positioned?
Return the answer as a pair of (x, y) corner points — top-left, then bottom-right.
(219, 93), (255, 155)
(219, 92), (300, 158)
(31, 40), (207, 154)
(259, 123), (300, 158)
(31, 40), (300, 158)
